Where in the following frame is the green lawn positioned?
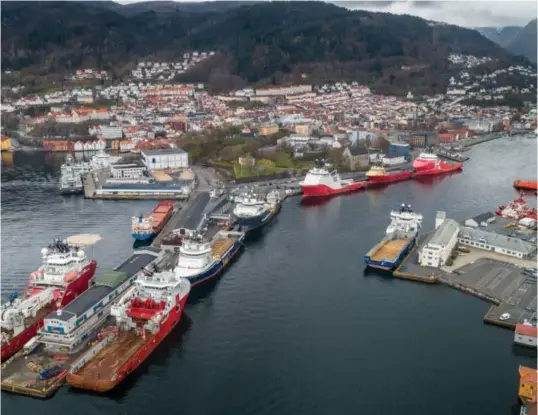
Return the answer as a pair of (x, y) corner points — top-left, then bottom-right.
(233, 163), (288, 179)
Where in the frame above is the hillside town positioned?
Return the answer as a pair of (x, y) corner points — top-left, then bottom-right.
(1, 53), (536, 171)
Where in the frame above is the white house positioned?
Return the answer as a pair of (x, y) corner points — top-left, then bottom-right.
(141, 148), (189, 170)
(111, 163), (146, 179)
(419, 212), (460, 268)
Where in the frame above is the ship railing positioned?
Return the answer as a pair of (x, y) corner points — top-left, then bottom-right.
(69, 333), (117, 374)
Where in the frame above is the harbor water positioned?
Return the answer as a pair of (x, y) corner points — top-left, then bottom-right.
(1, 137), (537, 415)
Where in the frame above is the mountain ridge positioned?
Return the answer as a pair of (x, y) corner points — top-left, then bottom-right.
(1, 1), (532, 95)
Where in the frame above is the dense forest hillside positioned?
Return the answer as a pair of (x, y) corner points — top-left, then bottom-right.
(1, 1), (530, 95)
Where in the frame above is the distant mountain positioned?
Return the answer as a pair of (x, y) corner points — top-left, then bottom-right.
(1, 1), (529, 95)
(476, 26), (522, 48)
(506, 19), (537, 63)
(477, 20), (537, 63)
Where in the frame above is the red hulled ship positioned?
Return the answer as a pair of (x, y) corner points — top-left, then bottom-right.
(1, 237), (98, 361)
(496, 194), (537, 220)
(67, 266), (191, 392)
(300, 160), (366, 197)
(413, 152), (463, 176)
(366, 164), (414, 184)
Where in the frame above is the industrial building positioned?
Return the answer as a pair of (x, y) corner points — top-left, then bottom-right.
(141, 148), (189, 170)
(458, 226), (536, 259)
(419, 212), (460, 268)
(464, 212), (496, 228)
(111, 163), (146, 179)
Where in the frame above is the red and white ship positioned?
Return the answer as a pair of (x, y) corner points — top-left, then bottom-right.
(413, 152), (463, 176)
(496, 194), (537, 220)
(1, 238), (98, 361)
(67, 266), (191, 392)
(366, 164), (414, 184)
(300, 160), (366, 197)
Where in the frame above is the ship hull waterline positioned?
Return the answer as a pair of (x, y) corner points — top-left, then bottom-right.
(1, 260), (97, 361)
(414, 163), (463, 176)
(66, 294), (189, 393)
(366, 171), (414, 185)
(300, 181), (366, 198)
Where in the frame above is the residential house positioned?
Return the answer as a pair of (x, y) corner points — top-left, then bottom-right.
(342, 146), (369, 170)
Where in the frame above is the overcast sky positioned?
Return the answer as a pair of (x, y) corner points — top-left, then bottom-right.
(117, 0), (537, 28)
(334, 1), (537, 28)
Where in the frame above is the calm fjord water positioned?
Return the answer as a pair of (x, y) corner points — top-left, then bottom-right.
(1, 138), (537, 415)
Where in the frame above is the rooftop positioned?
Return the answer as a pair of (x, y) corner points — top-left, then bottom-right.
(429, 219), (460, 247)
(460, 226), (536, 256)
(142, 148), (186, 156)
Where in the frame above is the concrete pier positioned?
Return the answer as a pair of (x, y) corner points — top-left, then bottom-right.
(393, 233), (537, 329)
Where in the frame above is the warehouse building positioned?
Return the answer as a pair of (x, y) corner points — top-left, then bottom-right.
(458, 227), (536, 259)
(419, 212), (460, 268)
(141, 148), (189, 171)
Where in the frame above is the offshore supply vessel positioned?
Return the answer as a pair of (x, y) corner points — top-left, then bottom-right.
(131, 201), (175, 241)
(1, 238), (97, 361)
(366, 164), (414, 184)
(413, 151), (463, 176)
(365, 204), (423, 270)
(0, 248), (163, 398)
(299, 160), (366, 197)
(233, 189), (282, 232)
(59, 155), (90, 195)
(514, 180), (537, 191)
(67, 268), (190, 392)
(174, 230), (245, 286)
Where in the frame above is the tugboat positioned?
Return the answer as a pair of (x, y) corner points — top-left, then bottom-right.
(175, 230), (245, 286)
(66, 268), (191, 392)
(0, 237), (98, 361)
(365, 204), (423, 270)
(300, 159), (366, 197)
(233, 189), (282, 232)
(366, 163), (414, 184)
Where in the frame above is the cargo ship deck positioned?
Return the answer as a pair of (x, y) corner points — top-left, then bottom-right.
(0, 250), (162, 398)
(71, 331), (143, 386)
(1, 305), (53, 341)
(368, 239), (409, 262)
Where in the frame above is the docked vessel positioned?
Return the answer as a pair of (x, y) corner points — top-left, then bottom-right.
(233, 189), (281, 232)
(1, 237), (98, 361)
(496, 194), (537, 220)
(175, 230), (245, 286)
(67, 268), (190, 392)
(514, 180), (537, 191)
(299, 160), (366, 197)
(366, 164), (414, 184)
(0, 248), (164, 398)
(132, 201), (175, 241)
(413, 152), (463, 176)
(59, 154), (90, 195)
(364, 204), (423, 270)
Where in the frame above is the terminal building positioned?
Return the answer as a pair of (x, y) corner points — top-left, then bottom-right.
(419, 212), (460, 268)
(141, 148), (188, 171)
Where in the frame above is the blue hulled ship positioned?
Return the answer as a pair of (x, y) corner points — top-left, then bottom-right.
(232, 190), (282, 233)
(174, 230), (245, 286)
(364, 204), (423, 271)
